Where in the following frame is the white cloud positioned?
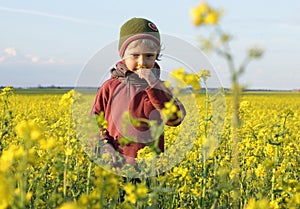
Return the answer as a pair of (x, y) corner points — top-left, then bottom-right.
(26, 54), (40, 63)
(31, 57), (39, 63)
(1, 47), (66, 65)
(46, 58), (55, 63)
(0, 56), (5, 63)
(45, 58), (65, 64)
(4, 48), (17, 56)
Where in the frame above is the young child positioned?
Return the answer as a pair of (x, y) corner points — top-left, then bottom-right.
(91, 17), (186, 166)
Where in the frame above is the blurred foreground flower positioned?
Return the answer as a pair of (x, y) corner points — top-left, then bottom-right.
(248, 46), (264, 59)
(170, 67), (206, 91)
(190, 2), (222, 26)
(15, 120), (42, 141)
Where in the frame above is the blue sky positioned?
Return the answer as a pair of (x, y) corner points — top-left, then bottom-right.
(0, 0), (299, 90)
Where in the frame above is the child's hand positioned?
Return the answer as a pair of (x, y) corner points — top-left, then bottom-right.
(136, 68), (158, 86)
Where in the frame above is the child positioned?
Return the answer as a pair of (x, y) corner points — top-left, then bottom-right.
(91, 17), (186, 166)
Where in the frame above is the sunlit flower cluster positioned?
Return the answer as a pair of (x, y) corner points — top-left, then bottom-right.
(190, 2), (222, 26)
(170, 67), (211, 91)
(0, 86), (14, 97)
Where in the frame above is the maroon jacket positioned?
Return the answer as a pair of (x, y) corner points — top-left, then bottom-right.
(91, 61), (186, 164)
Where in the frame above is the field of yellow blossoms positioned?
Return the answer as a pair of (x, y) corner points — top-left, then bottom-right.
(0, 85), (300, 209)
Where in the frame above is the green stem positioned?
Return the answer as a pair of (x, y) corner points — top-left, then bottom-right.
(231, 82), (241, 209)
(63, 108), (72, 198)
(63, 155), (69, 198)
(0, 96), (8, 144)
(19, 142), (29, 208)
(86, 162), (92, 195)
(271, 168), (276, 202)
(201, 81), (209, 208)
(204, 81), (209, 138)
(201, 151), (207, 208)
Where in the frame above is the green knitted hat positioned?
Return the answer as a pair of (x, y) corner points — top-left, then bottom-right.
(118, 17), (160, 57)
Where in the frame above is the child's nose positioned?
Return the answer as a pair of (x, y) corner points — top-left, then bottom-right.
(138, 55), (146, 66)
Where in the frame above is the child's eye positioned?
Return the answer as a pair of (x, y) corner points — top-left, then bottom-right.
(129, 53), (156, 59)
(145, 54), (156, 59)
(131, 54), (140, 58)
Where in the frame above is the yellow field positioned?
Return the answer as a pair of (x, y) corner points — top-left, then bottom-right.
(0, 87), (299, 209)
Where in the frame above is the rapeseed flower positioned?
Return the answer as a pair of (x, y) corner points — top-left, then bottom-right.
(0, 176), (13, 209)
(170, 68), (201, 90)
(255, 164), (265, 179)
(245, 198), (270, 209)
(15, 120), (42, 141)
(0, 86), (14, 96)
(190, 2), (221, 26)
(0, 145), (18, 172)
(124, 183), (137, 204)
(58, 202), (81, 209)
(136, 183), (148, 198)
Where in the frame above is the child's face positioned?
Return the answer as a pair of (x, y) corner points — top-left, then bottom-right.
(123, 41), (158, 72)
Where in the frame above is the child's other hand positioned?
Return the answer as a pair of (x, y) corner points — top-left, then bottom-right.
(136, 68), (158, 86)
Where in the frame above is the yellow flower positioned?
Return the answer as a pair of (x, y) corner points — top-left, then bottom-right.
(245, 156), (257, 167)
(191, 188), (201, 198)
(136, 183), (148, 198)
(170, 67), (187, 88)
(165, 102), (178, 113)
(0, 145), (17, 172)
(124, 183), (135, 195)
(126, 193), (137, 205)
(57, 202), (81, 209)
(14, 146), (25, 158)
(0, 175), (13, 209)
(137, 65), (146, 69)
(248, 47), (264, 59)
(190, 3), (209, 26)
(185, 74), (200, 90)
(65, 148), (73, 156)
(15, 120), (42, 141)
(190, 2), (221, 26)
(39, 137), (56, 150)
(204, 11), (219, 25)
(59, 90), (75, 107)
(245, 198), (270, 209)
(198, 69), (211, 81)
(26, 192), (33, 202)
(124, 183), (137, 204)
(0, 86), (14, 96)
(30, 129), (41, 141)
(269, 200), (280, 209)
(190, 7), (204, 26)
(229, 168), (240, 180)
(255, 164), (265, 178)
(15, 188), (21, 196)
(162, 101), (178, 120)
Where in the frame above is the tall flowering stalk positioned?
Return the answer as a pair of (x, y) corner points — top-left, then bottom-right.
(59, 90), (75, 198)
(0, 86), (15, 147)
(190, 2), (263, 208)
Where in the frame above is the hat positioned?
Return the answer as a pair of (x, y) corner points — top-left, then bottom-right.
(118, 17), (160, 57)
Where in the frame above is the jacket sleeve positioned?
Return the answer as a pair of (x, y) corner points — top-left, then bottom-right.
(90, 83), (114, 143)
(145, 80), (186, 126)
